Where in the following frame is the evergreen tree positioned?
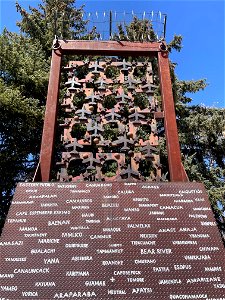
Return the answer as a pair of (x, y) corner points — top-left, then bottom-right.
(179, 105), (225, 240)
(0, 5), (224, 242)
(0, 30), (46, 229)
(16, 0), (87, 56)
(115, 18), (225, 242)
(0, 0), (95, 231)
(114, 16), (157, 42)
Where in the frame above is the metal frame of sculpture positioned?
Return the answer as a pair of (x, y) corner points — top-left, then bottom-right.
(36, 40), (188, 183)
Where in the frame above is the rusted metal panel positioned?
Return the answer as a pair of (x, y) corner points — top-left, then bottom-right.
(38, 41), (187, 182)
(39, 50), (62, 181)
(1, 182), (224, 299)
(60, 40), (160, 56)
(58, 59), (163, 182)
(157, 51), (188, 182)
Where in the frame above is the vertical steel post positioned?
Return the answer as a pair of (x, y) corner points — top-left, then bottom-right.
(109, 11), (112, 39)
(163, 15), (167, 40)
(39, 49), (62, 181)
(158, 50), (188, 182)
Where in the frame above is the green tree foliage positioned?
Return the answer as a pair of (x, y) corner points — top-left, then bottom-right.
(114, 16), (157, 42)
(0, 79), (43, 227)
(16, 0), (85, 55)
(0, 5), (224, 242)
(0, 30), (49, 101)
(0, 29), (47, 228)
(116, 17), (225, 241)
(16, 0), (98, 56)
(0, 0), (95, 230)
(179, 106), (225, 206)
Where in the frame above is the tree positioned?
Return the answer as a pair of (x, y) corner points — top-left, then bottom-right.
(0, 5), (224, 242)
(115, 17), (225, 242)
(0, 0), (96, 231)
(0, 30), (47, 229)
(179, 105), (225, 240)
(114, 16), (157, 42)
(16, 0), (98, 57)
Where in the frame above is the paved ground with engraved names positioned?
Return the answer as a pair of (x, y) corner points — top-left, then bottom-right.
(0, 182), (225, 299)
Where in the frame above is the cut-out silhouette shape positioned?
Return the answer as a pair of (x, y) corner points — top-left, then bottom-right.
(113, 134), (134, 151)
(75, 105), (92, 121)
(65, 138), (83, 155)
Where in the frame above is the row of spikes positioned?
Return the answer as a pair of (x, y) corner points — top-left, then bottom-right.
(82, 11), (166, 22)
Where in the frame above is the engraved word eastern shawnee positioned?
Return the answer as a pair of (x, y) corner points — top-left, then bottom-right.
(53, 291), (96, 298)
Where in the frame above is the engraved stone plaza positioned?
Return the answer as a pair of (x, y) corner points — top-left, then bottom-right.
(1, 182), (225, 299)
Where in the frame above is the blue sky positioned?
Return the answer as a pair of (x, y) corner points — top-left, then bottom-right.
(0, 0), (224, 107)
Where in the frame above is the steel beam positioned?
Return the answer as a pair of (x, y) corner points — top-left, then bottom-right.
(60, 40), (160, 56)
(158, 51), (188, 182)
(39, 49), (62, 181)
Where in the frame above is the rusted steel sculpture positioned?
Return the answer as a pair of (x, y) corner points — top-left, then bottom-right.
(37, 40), (188, 182)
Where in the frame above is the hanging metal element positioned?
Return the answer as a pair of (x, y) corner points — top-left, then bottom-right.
(57, 57), (165, 182)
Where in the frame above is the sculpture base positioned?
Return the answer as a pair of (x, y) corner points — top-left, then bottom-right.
(1, 182), (224, 299)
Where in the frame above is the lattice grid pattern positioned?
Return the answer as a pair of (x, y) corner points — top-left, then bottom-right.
(57, 57), (165, 182)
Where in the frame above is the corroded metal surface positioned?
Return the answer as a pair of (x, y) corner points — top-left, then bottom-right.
(59, 40), (160, 56)
(1, 182), (224, 299)
(58, 58), (163, 182)
(37, 41), (188, 182)
(39, 50), (62, 181)
(157, 51), (188, 181)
